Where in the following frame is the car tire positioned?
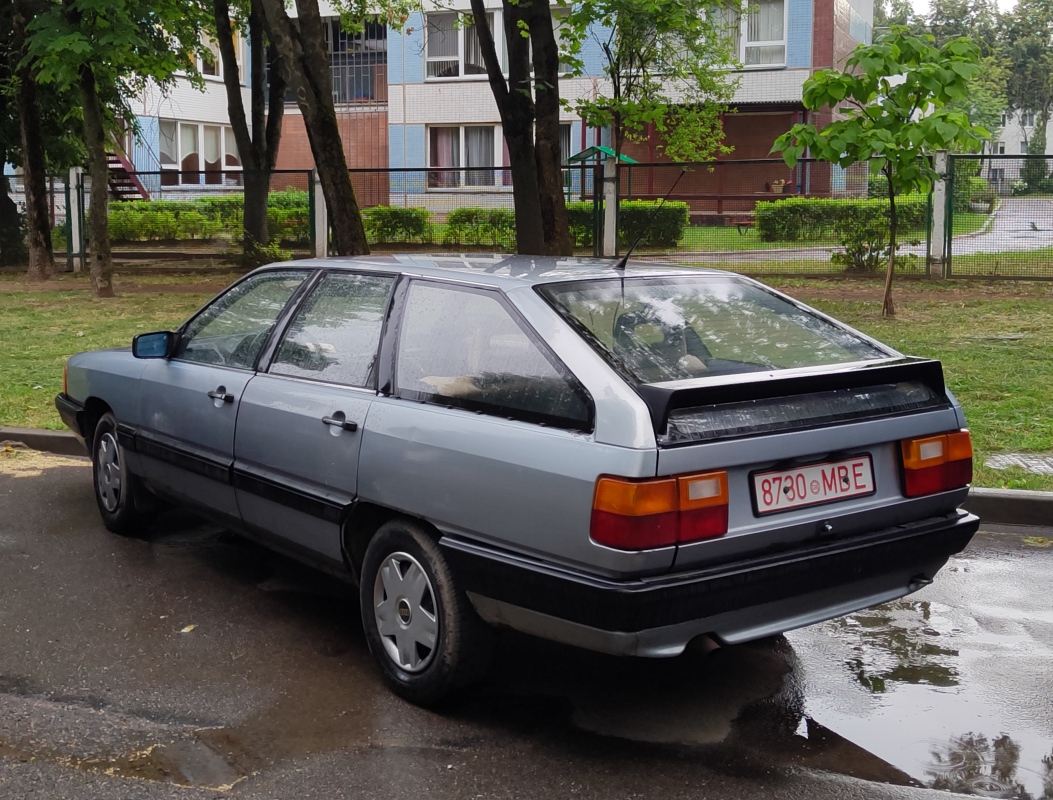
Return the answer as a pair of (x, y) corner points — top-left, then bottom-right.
(91, 412), (155, 537)
(360, 519), (492, 705)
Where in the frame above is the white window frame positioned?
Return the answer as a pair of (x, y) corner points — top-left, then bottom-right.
(157, 120), (242, 184)
(1021, 111), (1035, 128)
(425, 11), (501, 80)
(426, 124), (505, 189)
(726, 0), (788, 69)
(424, 10), (569, 80)
(198, 34), (245, 84)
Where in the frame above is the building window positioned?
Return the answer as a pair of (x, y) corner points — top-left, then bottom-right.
(721, 0), (786, 67)
(997, 141), (1005, 154)
(325, 18), (388, 103)
(1000, 112), (1007, 127)
(559, 123), (573, 163)
(427, 12), (493, 78)
(1021, 111), (1035, 128)
(198, 35), (243, 82)
(1020, 141), (1029, 154)
(158, 120), (241, 186)
(428, 125), (498, 187)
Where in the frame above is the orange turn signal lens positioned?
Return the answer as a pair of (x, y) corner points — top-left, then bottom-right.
(591, 471), (729, 551)
(900, 430), (972, 497)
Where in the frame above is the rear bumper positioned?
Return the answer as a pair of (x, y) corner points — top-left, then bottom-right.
(441, 510), (979, 657)
(54, 393), (87, 451)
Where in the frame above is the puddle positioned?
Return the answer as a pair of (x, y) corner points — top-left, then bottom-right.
(785, 541), (1053, 799)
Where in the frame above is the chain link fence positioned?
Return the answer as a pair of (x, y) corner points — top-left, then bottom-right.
(946, 155), (1053, 280)
(348, 160), (933, 276)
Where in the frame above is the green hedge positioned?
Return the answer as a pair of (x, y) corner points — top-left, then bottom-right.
(755, 195), (928, 243)
(106, 190), (310, 244)
(566, 200), (689, 248)
(442, 207), (516, 248)
(363, 206), (433, 244)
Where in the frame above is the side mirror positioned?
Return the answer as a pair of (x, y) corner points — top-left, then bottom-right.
(132, 331), (174, 359)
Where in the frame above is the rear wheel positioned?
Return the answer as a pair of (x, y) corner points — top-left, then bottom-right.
(92, 412), (155, 536)
(360, 519), (492, 705)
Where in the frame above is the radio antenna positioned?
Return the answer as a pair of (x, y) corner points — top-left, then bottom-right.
(614, 166), (689, 271)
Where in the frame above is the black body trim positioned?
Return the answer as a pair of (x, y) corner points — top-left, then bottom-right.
(636, 358), (948, 437)
(55, 393), (85, 438)
(232, 465), (353, 524)
(135, 430), (232, 485)
(441, 511), (979, 633)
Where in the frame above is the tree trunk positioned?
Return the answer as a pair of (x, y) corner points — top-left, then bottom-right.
(259, 0), (368, 256)
(215, 0), (285, 252)
(882, 167), (896, 318)
(470, 0), (545, 254)
(79, 64), (114, 298)
(13, 5), (55, 280)
(527, 2), (572, 255)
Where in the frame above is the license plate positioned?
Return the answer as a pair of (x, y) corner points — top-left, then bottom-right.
(752, 455), (875, 515)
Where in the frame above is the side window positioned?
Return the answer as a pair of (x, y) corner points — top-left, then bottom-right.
(270, 272), (395, 387)
(396, 282), (592, 430)
(175, 270), (307, 369)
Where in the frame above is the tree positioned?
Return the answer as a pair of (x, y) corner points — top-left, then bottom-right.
(212, 0), (287, 258)
(1001, 0), (1053, 188)
(259, 0), (370, 256)
(11, 0), (55, 280)
(774, 28), (988, 317)
(29, 0), (211, 297)
(564, 0), (739, 162)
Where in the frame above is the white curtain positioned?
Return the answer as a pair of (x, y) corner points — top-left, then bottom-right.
(746, 0), (785, 64)
(427, 13), (459, 77)
(464, 14), (491, 74)
(465, 127), (494, 186)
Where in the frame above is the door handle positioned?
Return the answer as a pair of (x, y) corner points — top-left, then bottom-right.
(207, 387), (235, 403)
(322, 413), (358, 432)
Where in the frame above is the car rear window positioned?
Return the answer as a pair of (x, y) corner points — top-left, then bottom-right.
(538, 276), (889, 384)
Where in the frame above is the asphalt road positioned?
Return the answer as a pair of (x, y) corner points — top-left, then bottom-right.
(2, 449), (1051, 800)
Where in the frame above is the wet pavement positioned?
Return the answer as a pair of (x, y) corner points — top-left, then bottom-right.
(2, 449), (1052, 799)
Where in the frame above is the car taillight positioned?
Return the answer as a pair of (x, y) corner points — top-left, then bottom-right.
(900, 430), (972, 497)
(591, 471), (729, 551)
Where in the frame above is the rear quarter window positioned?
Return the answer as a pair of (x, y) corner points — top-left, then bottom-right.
(395, 282), (593, 431)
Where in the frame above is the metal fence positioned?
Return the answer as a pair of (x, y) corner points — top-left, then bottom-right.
(1, 174), (68, 268)
(946, 154), (1053, 280)
(76, 169), (314, 264)
(349, 159), (933, 276)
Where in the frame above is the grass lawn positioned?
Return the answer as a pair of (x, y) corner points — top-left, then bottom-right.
(1, 271), (1050, 491)
(770, 278), (1053, 492)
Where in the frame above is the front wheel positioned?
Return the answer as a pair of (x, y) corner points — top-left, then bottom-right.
(360, 520), (492, 705)
(92, 412), (155, 536)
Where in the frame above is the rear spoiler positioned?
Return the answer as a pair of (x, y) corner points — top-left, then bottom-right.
(633, 357), (948, 437)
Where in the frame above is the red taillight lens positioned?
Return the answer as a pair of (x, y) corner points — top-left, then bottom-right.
(591, 472), (729, 551)
(900, 430), (973, 497)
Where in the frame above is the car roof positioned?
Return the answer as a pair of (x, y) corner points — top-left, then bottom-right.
(271, 254), (735, 290)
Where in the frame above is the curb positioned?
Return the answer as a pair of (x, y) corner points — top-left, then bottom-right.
(1, 427), (86, 457)
(2, 426), (1050, 528)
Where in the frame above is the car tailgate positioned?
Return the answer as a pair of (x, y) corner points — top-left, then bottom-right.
(648, 359), (970, 570)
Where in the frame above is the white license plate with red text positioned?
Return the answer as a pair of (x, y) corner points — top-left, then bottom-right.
(752, 455), (874, 515)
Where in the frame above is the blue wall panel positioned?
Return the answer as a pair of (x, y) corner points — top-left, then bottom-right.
(786, 0), (814, 68)
(389, 14), (425, 85)
(389, 124), (427, 194)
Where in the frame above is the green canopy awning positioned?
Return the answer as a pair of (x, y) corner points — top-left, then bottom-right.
(566, 145), (638, 164)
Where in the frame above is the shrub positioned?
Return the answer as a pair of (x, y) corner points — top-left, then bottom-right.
(51, 225), (67, 253)
(618, 200), (689, 248)
(563, 200), (688, 249)
(363, 206), (433, 244)
(443, 207), (516, 248)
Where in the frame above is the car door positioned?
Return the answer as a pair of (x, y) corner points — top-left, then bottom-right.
(358, 279), (614, 570)
(232, 270), (397, 568)
(136, 269), (311, 523)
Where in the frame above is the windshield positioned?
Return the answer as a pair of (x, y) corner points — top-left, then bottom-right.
(538, 276), (890, 384)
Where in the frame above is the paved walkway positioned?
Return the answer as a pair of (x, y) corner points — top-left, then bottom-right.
(646, 197), (1053, 266)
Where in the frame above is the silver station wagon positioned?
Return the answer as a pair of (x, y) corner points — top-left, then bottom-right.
(56, 255), (979, 704)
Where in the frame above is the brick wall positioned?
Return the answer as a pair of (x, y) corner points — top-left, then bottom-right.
(275, 109), (390, 205)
